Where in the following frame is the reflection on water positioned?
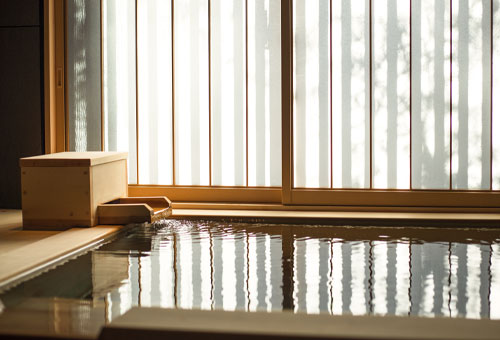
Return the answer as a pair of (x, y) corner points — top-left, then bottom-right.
(0, 220), (500, 336)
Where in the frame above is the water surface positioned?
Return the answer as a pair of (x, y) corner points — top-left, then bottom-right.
(0, 219), (499, 337)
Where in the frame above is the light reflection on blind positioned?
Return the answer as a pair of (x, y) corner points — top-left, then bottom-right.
(174, 0), (210, 186)
(102, 0), (137, 184)
(67, 0), (101, 153)
(248, 0), (282, 187)
(293, 0), (331, 188)
(211, 0), (246, 186)
(137, 0), (173, 185)
(494, 0), (500, 190)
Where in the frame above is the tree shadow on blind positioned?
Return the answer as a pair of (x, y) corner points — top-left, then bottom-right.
(411, 0), (450, 189)
(67, 0), (101, 152)
(452, 0), (491, 190)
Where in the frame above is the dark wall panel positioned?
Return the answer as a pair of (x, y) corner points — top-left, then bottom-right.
(0, 0), (43, 209)
(0, 0), (40, 27)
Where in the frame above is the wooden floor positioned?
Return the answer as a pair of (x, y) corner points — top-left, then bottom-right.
(0, 209), (122, 290)
(0, 210), (57, 253)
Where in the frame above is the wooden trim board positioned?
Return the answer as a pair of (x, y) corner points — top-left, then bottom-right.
(0, 210), (23, 231)
(100, 307), (500, 340)
(172, 202), (500, 214)
(0, 226), (122, 289)
(128, 186), (281, 203)
(171, 208), (500, 227)
(20, 151), (128, 167)
(98, 204), (153, 225)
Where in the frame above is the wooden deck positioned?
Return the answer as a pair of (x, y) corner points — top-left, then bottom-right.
(0, 210), (122, 289)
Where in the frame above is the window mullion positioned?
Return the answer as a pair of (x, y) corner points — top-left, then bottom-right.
(281, 0), (293, 204)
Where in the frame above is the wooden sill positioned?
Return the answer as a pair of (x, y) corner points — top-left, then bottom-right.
(171, 203), (500, 227)
(101, 307), (500, 340)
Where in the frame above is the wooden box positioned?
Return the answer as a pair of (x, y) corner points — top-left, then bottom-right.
(20, 152), (128, 229)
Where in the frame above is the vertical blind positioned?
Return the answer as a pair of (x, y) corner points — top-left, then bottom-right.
(67, 0), (102, 152)
(67, 0), (500, 191)
(293, 0), (499, 190)
(67, 0), (281, 187)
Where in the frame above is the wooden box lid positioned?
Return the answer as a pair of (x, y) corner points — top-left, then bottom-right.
(20, 152), (128, 167)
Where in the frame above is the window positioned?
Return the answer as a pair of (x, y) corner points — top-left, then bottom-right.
(60, 0), (500, 208)
(66, 0), (282, 189)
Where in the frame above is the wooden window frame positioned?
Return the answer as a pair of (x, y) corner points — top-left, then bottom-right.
(44, 0), (500, 211)
(280, 0), (500, 210)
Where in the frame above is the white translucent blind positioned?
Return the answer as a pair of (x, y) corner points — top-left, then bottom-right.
(68, 0), (281, 187)
(211, 0), (246, 186)
(138, 0), (173, 185)
(69, 0), (499, 191)
(294, 0), (496, 190)
(451, 0), (491, 190)
(372, 0), (410, 189)
(296, 0), (370, 189)
(494, 0), (500, 190)
(67, 0), (101, 152)
(174, 0), (210, 186)
(103, 0), (137, 184)
(248, 0), (282, 187)
(331, 0), (370, 189)
(411, 0), (451, 189)
(293, 0), (331, 188)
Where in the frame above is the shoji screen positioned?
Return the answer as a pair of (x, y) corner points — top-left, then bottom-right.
(66, 0), (281, 187)
(494, 0), (500, 190)
(137, 0), (173, 185)
(293, 0), (496, 191)
(451, 0), (491, 190)
(248, 0), (282, 187)
(211, 0), (246, 186)
(174, 0), (210, 186)
(411, 0), (451, 189)
(372, 0), (410, 189)
(102, 0), (137, 184)
(293, 0), (332, 188)
(67, 0), (101, 152)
